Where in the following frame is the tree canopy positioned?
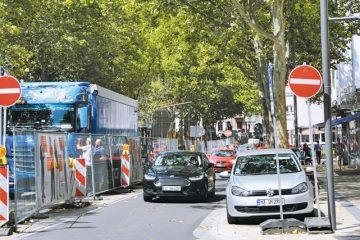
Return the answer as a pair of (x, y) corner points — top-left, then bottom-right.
(0, 0), (358, 141)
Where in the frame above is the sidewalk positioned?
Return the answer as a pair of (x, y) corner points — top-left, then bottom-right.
(194, 166), (360, 240)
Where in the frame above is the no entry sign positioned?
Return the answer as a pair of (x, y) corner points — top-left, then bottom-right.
(288, 65), (322, 98)
(0, 76), (22, 107)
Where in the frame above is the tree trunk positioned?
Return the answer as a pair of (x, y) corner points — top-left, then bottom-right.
(253, 34), (274, 147)
(272, 1), (288, 148)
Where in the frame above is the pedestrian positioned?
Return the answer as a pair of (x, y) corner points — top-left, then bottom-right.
(93, 139), (106, 161)
(314, 140), (322, 165)
(302, 143), (312, 165)
(77, 137), (92, 165)
(335, 137), (345, 170)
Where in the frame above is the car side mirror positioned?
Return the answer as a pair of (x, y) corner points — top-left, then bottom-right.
(219, 171), (230, 178)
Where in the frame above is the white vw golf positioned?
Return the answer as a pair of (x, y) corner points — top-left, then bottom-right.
(222, 149), (314, 224)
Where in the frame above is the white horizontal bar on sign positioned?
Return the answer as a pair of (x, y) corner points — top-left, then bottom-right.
(289, 78), (321, 85)
(0, 88), (20, 94)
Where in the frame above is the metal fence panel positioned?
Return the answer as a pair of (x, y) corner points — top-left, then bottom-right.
(13, 130), (37, 224)
(36, 132), (71, 207)
(69, 133), (93, 196)
(129, 137), (143, 185)
(91, 135), (113, 194)
(110, 135), (128, 188)
(184, 138), (236, 154)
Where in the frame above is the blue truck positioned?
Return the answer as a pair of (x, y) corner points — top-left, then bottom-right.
(6, 82), (138, 196)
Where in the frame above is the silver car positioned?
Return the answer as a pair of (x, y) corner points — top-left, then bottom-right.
(222, 149), (314, 224)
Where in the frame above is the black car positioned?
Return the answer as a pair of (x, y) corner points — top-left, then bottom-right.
(143, 151), (215, 202)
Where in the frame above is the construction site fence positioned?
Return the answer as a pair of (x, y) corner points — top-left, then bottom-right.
(11, 130), (145, 228)
(183, 137), (235, 154)
(140, 137), (178, 161)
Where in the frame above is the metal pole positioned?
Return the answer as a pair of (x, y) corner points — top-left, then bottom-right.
(12, 127), (17, 231)
(328, 16), (360, 21)
(90, 134), (96, 199)
(108, 136), (115, 190)
(291, 0), (299, 148)
(34, 130), (40, 218)
(268, 64), (284, 221)
(273, 111), (284, 221)
(320, 0), (336, 231)
(0, 107), (2, 145)
(2, 108), (6, 145)
(307, 101), (321, 217)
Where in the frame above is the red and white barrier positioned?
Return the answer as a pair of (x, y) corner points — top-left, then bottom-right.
(75, 158), (86, 198)
(121, 155), (130, 187)
(0, 166), (8, 226)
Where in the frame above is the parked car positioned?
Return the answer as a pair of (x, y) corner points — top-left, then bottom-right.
(208, 149), (236, 172)
(222, 149), (314, 224)
(143, 151), (215, 202)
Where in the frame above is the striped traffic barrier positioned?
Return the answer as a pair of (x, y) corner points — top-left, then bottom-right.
(75, 158), (86, 198)
(0, 166), (8, 226)
(121, 155), (130, 187)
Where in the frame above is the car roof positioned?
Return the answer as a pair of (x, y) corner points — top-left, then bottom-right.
(236, 148), (294, 157)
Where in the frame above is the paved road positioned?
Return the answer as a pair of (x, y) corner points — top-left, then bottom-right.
(15, 175), (228, 240)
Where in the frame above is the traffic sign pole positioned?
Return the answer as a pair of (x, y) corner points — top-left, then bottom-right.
(268, 64), (284, 222)
(307, 101), (321, 218)
(2, 108), (6, 146)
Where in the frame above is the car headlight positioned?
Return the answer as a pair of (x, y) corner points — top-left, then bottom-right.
(230, 160), (236, 165)
(144, 174), (157, 181)
(291, 182), (308, 194)
(231, 186), (251, 196)
(189, 174), (204, 181)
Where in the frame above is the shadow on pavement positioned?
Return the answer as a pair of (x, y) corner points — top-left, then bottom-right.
(148, 193), (226, 206)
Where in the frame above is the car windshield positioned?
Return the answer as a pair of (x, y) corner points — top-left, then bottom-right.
(8, 104), (75, 130)
(212, 150), (235, 157)
(154, 153), (202, 167)
(233, 153), (301, 176)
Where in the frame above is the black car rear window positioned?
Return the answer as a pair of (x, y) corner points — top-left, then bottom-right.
(155, 153), (202, 167)
(211, 150), (235, 157)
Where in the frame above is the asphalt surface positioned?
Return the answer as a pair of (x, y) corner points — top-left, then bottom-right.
(10, 176), (228, 240)
(8, 168), (360, 240)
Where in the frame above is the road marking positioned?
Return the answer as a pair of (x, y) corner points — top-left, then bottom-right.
(0, 88), (20, 94)
(289, 78), (321, 85)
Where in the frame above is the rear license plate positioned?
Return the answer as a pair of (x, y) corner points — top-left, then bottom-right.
(216, 163), (225, 167)
(257, 198), (285, 206)
(162, 186), (181, 191)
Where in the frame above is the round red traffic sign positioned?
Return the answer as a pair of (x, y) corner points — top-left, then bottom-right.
(0, 76), (22, 107)
(288, 65), (322, 98)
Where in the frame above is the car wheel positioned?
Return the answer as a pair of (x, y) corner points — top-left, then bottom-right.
(209, 180), (216, 198)
(200, 182), (209, 202)
(227, 210), (237, 224)
(143, 195), (153, 202)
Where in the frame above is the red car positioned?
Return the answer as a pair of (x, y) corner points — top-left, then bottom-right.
(208, 149), (237, 172)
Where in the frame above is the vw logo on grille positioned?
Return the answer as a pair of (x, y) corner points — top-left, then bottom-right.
(266, 188), (274, 197)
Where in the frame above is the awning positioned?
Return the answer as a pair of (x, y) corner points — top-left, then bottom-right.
(314, 113), (360, 128)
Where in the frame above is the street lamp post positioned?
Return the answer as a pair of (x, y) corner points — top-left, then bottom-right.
(320, 0), (360, 231)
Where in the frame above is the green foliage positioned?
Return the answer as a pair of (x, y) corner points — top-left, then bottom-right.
(0, 0), (358, 131)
